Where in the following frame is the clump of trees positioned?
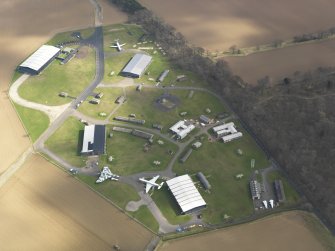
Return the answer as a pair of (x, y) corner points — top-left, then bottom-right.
(293, 27), (335, 43)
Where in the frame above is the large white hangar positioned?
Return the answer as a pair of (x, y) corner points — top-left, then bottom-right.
(166, 174), (206, 214)
(81, 125), (106, 156)
(121, 53), (152, 78)
(17, 45), (60, 75)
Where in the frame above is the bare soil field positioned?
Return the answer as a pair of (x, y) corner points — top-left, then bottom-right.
(0, 0), (125, 173)
(139, 0), (335, 51)
(0, 154), (152, 250)
(159, 211), (329, 251)
(225, 39), (335, 85)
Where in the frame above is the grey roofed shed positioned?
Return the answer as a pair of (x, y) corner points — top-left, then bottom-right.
(197, 172), (211, 190)
(121, 54), (152, 78)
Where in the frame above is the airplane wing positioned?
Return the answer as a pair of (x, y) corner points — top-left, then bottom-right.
(149, 175), (159, 184)
(110, 45), (117, 48)
(145, 183), (153, 193)
(120, 43), (126, 46)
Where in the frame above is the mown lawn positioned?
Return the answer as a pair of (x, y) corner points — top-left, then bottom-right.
(100, 130), (178, 175)
(45, 117), (87, 167)
(129, 205), (159, 233)
(112, 88), (227, 132)
(104, 52), (136, 82)
(267, 170), (300, 206)
(151, 186), (192, 225)
(78, 87), (124, 119)
(173, 125), (270, 224)
(14, 103), (49, 142)
(78, 174), (140, 209)
(47, 27), (95, 45)
(18, 46), (96, 106)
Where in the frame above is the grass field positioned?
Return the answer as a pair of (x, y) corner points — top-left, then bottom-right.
(173, 124), (270, 224)
(152, 186), (192, 225)
(45, 117), (87, 167)
(18, 46), (96, 105)
(14, 103), (49, 142)
(100, 130), (178, 175)
(78, 87), (124, 119)
(78, 174), (140, 209)
(47, 27), (95, 45)
(112, 88), (227, 132)
(104, 52), (136, 82)
(103, 24), (145, 53)
(129, 205), (159, 233)
(267, 170), (300, 206)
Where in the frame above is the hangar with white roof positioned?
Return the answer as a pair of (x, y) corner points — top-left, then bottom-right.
(17, 45), (60, 75)
(166, 174), (206, 214)
(121, 53), (152, 78)
(170, 120), (195, 140)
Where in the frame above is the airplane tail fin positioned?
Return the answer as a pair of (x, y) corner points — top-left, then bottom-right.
(158, 182), (164, 189)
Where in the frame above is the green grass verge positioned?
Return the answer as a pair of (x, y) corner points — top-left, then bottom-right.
(302, 212), (335, 250)
(47, 27), (95, 45)
(129, 205), (159, 233)
(103, 24), (145, 53)
(18, 46), (96, 105)
(173, 124), (270, 224)
(151, 186), (192, 225)
(101, 130), (178, 175)
(77, 174), (140, 209)
(78, 87), (124, 119)
(267, 170), (300, 205)
(104, 52), (136, 82)
(112, 88), (227, 132)
(45, 117), (87, 167)
(13, 103), (49, 142)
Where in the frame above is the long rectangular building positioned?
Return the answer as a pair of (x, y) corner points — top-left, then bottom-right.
(18, 45), (60, 75)
(222, 132), (243, 143)
(81, 125), (106, 155)
(166, 174), (206, 214)
(121, 54), (152, 78)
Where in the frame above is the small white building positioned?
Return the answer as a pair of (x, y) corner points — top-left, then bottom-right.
(170, 120), (195, 140)
(222, 132), (243, 143)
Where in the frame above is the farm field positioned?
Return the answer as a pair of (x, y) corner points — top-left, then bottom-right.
(159, 211), (333, 251)
(139, 0), (335, 51)
(225, 39), (335, 85)
(0, 154), (152, 251)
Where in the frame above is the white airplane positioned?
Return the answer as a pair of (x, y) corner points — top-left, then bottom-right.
(110, 39), (126, 51)
(139, 175), (164, 193)
(269, 199), (274, 209)
(262, 200), (268, 209)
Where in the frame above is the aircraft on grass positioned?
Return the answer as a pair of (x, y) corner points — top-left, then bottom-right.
(96, 166), (120, 183)
(139, 175), (164, 193)
(110, 39), (126, 51)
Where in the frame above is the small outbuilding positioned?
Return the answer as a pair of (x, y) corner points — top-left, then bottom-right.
(250, 180), (261, 200)
(197, 172), (211, 190)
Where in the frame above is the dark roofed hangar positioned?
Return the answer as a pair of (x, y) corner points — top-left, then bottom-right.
(81, 125), (106, 156)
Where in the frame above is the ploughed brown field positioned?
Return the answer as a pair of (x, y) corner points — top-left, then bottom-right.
(225, 39), (335, 85)
(138, 0), (335, 51)
(0, 154), (152, 250)
(159, 211), (328, 251)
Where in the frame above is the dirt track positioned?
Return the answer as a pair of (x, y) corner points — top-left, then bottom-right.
(139, 0), (335, 51)
(0, 154), (152, 250)
(159, 211), (327, 251)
